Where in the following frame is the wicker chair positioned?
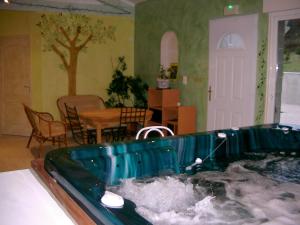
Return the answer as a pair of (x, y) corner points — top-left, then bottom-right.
(57, 95), (105, 125)
(23, 104), (67, 157)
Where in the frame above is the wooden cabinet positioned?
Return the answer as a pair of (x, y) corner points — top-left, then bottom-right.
(148, 88), (196, 135)
(148, 88), (179, 108)
(163, 106), (196, 135)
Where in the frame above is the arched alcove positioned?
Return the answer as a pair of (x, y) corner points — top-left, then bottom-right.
(160, 31), (178, 79)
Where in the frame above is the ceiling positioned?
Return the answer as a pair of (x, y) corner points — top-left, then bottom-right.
(0, 0), (147, 15)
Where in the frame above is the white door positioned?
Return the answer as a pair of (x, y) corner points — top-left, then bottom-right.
(207, 14), (258, 131)
(0, 36), (31, 136)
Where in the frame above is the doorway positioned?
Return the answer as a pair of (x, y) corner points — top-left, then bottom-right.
(207, 14), (258, 131)
(0, 36), (31, 136)
(265, 9), (300, 125)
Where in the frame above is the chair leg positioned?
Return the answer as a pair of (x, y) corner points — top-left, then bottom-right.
(64, 134), (68, 147)
(38, 142), (44, 158)
(57, 136), (61, 148)
(26, 129), (34, 148)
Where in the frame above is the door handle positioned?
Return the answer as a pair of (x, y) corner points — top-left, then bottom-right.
(208, 86), (212, 101)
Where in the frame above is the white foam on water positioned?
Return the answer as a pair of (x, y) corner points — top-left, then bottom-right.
(109, 156), (300, 225)
(192, 156), (300, 225)
(114, 176), (199, 213)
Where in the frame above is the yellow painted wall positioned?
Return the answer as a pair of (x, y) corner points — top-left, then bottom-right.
(0, 10), (134, 119)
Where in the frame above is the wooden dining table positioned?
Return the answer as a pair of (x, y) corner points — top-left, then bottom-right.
(79, 108), (153, 143)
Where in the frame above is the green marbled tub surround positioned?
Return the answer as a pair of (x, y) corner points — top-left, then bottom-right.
(44, 124), (300, 225)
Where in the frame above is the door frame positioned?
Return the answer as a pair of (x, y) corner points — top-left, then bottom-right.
(264, 8), (300, 123)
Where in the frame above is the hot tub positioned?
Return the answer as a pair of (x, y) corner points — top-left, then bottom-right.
(44, 124), (300, 225)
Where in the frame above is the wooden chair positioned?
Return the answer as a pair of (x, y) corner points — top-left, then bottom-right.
(64, 103), (97, 145)
(111, 107), (147, 142)
(23, 104), (67, 157)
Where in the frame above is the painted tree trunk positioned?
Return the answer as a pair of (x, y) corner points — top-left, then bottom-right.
(68, 48), (79, 96)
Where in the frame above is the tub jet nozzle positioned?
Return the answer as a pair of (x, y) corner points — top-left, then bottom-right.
(101, 191), (124, 208)
(185, 158), (203, 171)
(217, 132), (227, 138)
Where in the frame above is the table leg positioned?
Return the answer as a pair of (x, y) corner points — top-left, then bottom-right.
(96, 126), (102, 144)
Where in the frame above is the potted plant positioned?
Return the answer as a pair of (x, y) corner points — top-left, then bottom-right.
(105, 57), (148, 108)
(156, 65), (170, 89)
(167, 63), (178, 79)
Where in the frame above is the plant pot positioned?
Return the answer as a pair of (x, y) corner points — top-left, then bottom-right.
(156, 78), (170, 89)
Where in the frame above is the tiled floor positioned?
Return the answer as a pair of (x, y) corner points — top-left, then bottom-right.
(0, 135), (35, 172)
(0, 135), (73, 172)
(0, 137), (77, 225)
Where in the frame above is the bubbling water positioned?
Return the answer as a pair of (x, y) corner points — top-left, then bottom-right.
(108, 155), (300, 225)
(114, 176), (199, 213)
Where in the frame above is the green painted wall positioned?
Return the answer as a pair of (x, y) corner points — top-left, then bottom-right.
(0, 10), (134, 119)
(135, 0), (268, 131)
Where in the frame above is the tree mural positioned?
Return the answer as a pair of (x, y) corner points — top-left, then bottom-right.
(37, 13), (116, 95)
